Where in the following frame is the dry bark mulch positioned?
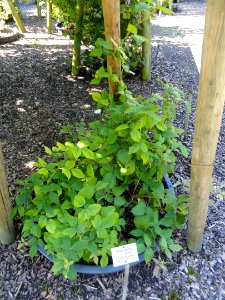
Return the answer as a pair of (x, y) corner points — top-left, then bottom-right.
(0, 0), (225, 299)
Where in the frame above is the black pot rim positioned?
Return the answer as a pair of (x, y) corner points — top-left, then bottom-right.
(38, 174), (175, 275)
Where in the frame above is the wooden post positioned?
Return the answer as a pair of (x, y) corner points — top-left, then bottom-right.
(187, 0), (225, 252)
(5, 0), (26, 33)
(0, 145), (15, 244)
(37, 0), (42, 18)
(72, 0), (84, 76)
(102, 0), (121, 100)
(47, 0), (53, 34)
(141, 11), (151, 81)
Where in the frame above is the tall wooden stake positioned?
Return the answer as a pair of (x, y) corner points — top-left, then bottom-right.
(37, 0), (42, 18)
(141, 11), (151, 81)
(72, 0), (84, 76)
(187, 0), (225, 252)
(102, 0), (121, 100)
(0, 145), (15, 245)
(47, 0), (53, 34)
(5, 0), (26, 33)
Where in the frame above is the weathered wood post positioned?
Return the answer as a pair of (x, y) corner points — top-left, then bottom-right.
(0, 145), (15, 244)
(5, 0), (26, 33)
(187, 0), (225, 252)
(141, 10), (151, 81)
(102, 0), (121, 100)
(47, 0), (53, 33)
(72, 0), (85, 76)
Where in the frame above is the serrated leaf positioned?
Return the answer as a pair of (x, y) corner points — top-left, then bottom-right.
(87, 164), (94, 177)
(130, 129), (141, 142)
(165, 248), (172, 260)
(114, 196), (126, 206)
(134, 216), (150, 230)
(92, 214), (102, 228)
(100, 254), (108, 268)
(74, 195), (86, 208)
(38, 215), (47, 228)
(38, 158), (47, 167)
(66, 266), (77, 280)
(95, 181), (109, 191)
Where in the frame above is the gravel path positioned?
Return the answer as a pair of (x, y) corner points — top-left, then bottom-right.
(0, 1), (225, 299)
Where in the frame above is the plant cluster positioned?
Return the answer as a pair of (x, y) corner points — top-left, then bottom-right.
(11, 79), (188, 279)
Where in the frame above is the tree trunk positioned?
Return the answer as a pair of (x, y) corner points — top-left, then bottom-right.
(141, 11), (151, 81)
(0, 145), (15, 245)
(37, 0), (42, 18)
(102, 0), (121, 100)
(47, 0), (52, 33)
(187, 0), (225, 253)
(5, 0), (26, 33)
(71, 0), (84, 76)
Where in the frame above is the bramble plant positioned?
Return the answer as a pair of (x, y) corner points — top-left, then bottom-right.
(11, 79), (188, 280)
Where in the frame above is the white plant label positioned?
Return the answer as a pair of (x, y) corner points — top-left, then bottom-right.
(111, 243), (139, 267)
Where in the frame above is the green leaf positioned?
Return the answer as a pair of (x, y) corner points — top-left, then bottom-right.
(37, 168), (49, 177)
(129, 143), (140, 154)
(79, 186), (95, 199)
(46, 219), (56, 233)
(101, 216), (115, 228)
(29, 244), (38, 257)
(87, 164), (94, 177)
(96, 228), (108, 238)
(45, 146), (52, 155)
(86, 204), (101, 216)
(137, 242), (146, 254)
(131, 201), (147, 216)
(49, 192), (59, 204)
(90, 48), (103, 58)
(37, 216), (47, 229)
(66, 266), (77, 280)
(9, 207), (17, 219)
(127, 23), (137, 35)
(71, 168), (85, 178)
(165, 248), (172, 260)
(159, 236), (167, 249)
(92, 214), (102, 228)
(133, 34), (147, 45)
(38, 158), (47, 167)
(92, 91), (102, 102)
(130, 229), (144, 237)
(169, 244), (182, 252)
(65, 160), (75, 170)
(82, 148), (95, 160)
(100, 254), (108, 268)
(62, 169), (71, 180)
(57, 142), (66, 151)
(144, 247), (154, 263)
(74, 195), (86, 208)
(144, 233), (153, 247)
(115, 124), (129, 131)
(95, 181), (109, 191)
(134, 216), (150, 230)
(118, 149), (131, 164)
(114, 196), (126, 206)
(178, 143), (189, 158)
(130, 129), (141, 142)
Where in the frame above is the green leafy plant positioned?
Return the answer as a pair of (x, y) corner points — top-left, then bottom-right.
(11, 80), (188, 280)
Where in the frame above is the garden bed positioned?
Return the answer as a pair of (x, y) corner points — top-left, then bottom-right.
(0, 0), (225, 299)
